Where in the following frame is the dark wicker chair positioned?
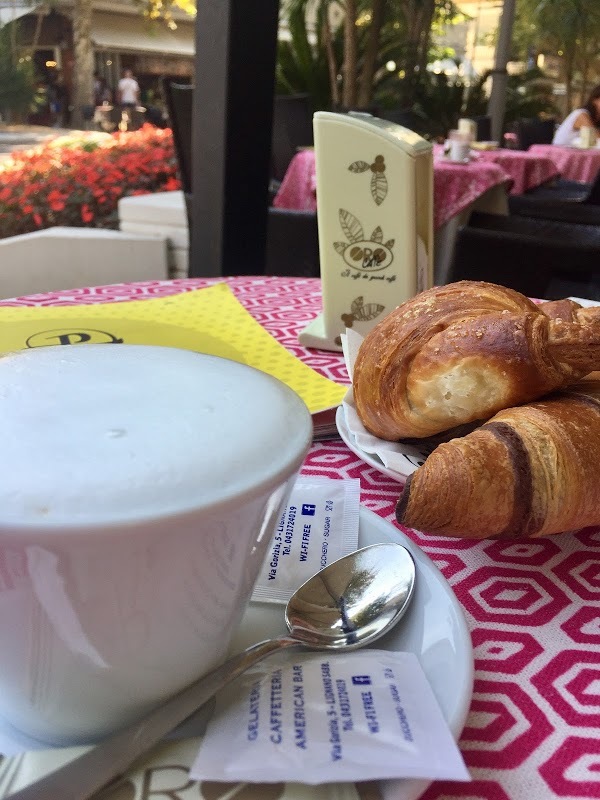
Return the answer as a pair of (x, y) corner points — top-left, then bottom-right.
(508, 170), (600, 222)
(448, 211), (600, 300)
(266, 208), (320, 277)
(513, 117), (556, 150)
(473, 115), (492, 141)
(469, 210), (600, 245)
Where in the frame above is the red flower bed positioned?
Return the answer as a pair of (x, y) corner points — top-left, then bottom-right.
(0, 125), (181, 239)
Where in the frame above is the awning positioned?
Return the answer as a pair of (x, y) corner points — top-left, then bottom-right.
(91, 11), (194, 57)
(0, 3), (39, 27)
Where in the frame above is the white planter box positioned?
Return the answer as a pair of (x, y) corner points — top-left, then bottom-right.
(119, 191), (189, 277)
(0, 227), (168, 300)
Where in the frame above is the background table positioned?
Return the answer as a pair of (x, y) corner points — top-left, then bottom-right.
(274, 150), (510, 284)
(3, 275), (600, 800)
(529, 144), (600, 184)
(431, 156), (509, 228)
(274, 148), (509, 229)
(471, 149), (559, 195)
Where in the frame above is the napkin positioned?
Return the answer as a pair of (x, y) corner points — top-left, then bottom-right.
(0, 283), (346, 415)
(340, 329), (428, 477)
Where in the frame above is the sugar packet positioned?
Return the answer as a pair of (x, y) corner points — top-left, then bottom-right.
(252, 477), (360, 604)
(190, 650), (470, 785)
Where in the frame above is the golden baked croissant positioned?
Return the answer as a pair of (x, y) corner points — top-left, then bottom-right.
(353, 280), (600, 440)
(396, 379), (600, 539)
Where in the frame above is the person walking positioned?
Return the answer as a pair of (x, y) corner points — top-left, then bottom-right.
(117, 69), (140, 130)
(49, 73), (69, 128)
(118, 69), (140, 108)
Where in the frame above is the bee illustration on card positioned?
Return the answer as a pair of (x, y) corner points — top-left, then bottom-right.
(333, 294), (385, 346)
(348, 154), (388, 205)
(341, 296), (385, 329)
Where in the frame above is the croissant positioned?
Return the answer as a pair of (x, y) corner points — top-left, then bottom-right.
(396, 379), (600, 539)
(353, 280), (600, 440)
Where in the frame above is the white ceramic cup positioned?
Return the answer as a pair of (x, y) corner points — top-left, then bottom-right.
(448, 130), (471, 163)
(0, 345), (312, 745)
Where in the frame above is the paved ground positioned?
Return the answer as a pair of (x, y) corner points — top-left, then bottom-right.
(0, 124), (73, 161)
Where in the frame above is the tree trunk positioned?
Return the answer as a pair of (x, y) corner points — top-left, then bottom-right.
(579, 61), (590, 107)
(356, 0), (384, 109)
(71, 0), (94, 129)
(401, 0), (435, 108)
(341, 0), (357, 109)
(577, 39), (596, 106)
(321, 4), (339, 108)
(416, 0), (436, 77)
(563, 49), (575, 112)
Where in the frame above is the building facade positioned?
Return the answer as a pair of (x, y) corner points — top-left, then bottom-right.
(4, 0), (194, 124)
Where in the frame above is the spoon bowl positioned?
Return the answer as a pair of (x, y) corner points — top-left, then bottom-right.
(286, 543), (415, 649)
(9, 542), (416, 800)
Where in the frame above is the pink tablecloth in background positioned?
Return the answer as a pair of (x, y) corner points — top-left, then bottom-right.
(529, 143), (600, 183)
(274, 149), (509, 229)
(4, 275), (600, 800)
(432, 158), (509, 227)
(273, 149), (318, 212)
(475, 148), (560, 195)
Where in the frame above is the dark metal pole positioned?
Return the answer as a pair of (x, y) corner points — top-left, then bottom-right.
(190, 0), (280, 276)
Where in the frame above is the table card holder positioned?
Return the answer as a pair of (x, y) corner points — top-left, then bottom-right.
(298, 111), (433, 352)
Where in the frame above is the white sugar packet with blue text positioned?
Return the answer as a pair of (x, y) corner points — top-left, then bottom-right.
(190, 650), (470, 785)
(252, 477), (361, 604)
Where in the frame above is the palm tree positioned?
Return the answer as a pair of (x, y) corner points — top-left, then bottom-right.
(280, 0), (454, 112)
(516, 0), (600, 111)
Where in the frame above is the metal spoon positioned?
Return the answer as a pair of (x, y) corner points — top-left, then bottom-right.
(8, 542), (416, 800)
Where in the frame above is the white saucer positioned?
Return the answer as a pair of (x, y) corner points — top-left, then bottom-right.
(439, 155), (472, 165)
(335, 406), (427, 482)
(234, 506), (474, 800)
(0, 509), (473, 800)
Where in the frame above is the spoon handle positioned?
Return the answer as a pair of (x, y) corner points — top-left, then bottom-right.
(8, 635), (301, 800)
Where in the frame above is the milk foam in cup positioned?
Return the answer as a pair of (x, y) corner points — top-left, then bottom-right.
(0, 344), (312, 745)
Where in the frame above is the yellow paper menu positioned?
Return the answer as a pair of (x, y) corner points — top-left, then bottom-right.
(0, 283), (347, 414)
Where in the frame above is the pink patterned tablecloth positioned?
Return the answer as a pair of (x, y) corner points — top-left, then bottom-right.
(432, 158), (509, 227)
(529, 144), (600, 184)
(274, 149), (510, 229)
(473, 149), (560, 195)
(4, 275), (600, 800)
